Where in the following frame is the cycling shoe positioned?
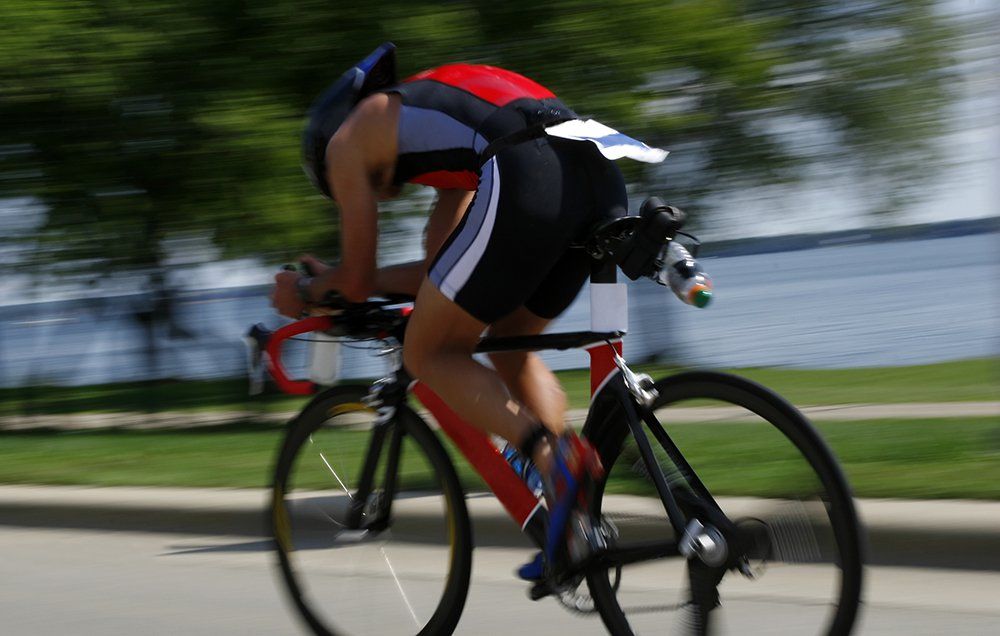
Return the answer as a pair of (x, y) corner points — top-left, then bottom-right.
(516, 551), (545, 581)
(542, 433), (604, 573)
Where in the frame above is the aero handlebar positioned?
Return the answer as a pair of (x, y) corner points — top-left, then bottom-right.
(264, 315), (335, 395)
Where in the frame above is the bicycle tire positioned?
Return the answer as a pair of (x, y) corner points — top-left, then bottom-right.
(271, 385), (473, 636)
(584, 371), (864, 635)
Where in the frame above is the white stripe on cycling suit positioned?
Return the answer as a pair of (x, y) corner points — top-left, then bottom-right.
(430, 157), (500, 300)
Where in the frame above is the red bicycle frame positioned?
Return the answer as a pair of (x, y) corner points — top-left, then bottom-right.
(410, 340), (622, 531)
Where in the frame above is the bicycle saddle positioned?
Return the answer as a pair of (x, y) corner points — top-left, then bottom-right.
(583, 198), (686, 279)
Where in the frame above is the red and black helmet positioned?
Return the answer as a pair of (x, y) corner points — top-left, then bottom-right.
(302, 42), (397, 197)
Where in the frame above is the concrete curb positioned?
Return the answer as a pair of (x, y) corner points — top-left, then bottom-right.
(2, 485), (999, 571)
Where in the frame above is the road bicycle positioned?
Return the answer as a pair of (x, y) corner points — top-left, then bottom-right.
(248, 200), (864, 635)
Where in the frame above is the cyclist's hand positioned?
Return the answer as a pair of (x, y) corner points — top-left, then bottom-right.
(299, 254), (330, 277)
(271, 270), (307, 318)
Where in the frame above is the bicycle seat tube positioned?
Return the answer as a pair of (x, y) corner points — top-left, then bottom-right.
(588, 257), (693, 535)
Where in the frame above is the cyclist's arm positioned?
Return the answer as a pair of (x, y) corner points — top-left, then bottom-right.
(314, 95), (399, 302)
(373, 189), (474, 296)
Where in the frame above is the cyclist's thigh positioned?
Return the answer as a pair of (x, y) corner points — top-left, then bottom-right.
(525, 139), (628, 319)
(486, 305), (554, 370)
(523, 248), (591, 320)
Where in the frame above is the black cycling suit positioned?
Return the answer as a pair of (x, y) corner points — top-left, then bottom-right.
(384, 63), (627, 324)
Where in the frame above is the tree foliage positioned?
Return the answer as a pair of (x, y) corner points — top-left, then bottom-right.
(0, 0), (957, 276)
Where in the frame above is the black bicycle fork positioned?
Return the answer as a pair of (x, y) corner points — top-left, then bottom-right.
(600, 372), (747, 633)
(344, 375), (409, 531)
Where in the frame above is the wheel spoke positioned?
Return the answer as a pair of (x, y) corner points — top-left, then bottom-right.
(317, 449), (354, 498)
(379, 544), (422, 628)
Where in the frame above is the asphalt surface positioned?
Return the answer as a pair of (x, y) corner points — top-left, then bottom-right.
(2, 524), (999, 635)
(2, 485), (1000, 634)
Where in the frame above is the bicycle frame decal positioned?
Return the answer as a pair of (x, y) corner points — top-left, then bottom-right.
(587, 340), (622, 398)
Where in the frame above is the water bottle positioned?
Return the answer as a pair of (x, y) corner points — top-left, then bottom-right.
(498, 440), (545, 497)
(307, 331), (341, 386)
(659, 242), (713, 308)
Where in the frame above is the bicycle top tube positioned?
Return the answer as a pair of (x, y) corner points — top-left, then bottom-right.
(256, 298), (624, 395)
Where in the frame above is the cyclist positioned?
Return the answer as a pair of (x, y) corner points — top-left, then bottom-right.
(271, 43), (665, 578)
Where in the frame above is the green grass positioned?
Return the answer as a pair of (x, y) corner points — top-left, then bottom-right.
(0, 423), (284, 488)
(2, 358), (997, 418)
(1, 418), (998, 500)
(1, 357), (996, 499)
(592, 357), (1000, 409)
(714, 358), (1000, 406)
(606, 418), (1000, 500)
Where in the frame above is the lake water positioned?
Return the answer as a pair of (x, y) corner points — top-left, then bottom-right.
(0, 232), (996, 387)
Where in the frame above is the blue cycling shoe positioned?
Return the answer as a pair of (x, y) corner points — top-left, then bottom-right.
(516, 551), (545, 581)
(516, 432), (604, 582)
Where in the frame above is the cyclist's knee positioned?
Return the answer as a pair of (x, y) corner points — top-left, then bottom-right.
(402, 339), (431, 380)
(402, 336), (471, 383)
(404, 281), (484, 381)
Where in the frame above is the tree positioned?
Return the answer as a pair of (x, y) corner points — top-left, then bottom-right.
(1, 0), (958, 276)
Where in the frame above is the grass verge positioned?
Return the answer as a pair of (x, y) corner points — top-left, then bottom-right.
(1, 417), (997, 500)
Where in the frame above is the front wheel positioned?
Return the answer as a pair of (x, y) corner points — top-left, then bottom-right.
(271, 385), (473, 636)
(584, 372), (864, 635)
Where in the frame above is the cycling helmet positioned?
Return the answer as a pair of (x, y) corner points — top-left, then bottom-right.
(302, 42), (398, 197)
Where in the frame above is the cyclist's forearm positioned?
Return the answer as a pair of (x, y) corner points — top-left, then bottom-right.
(375, 261), (426, 296)
(368, 189), (469, 298)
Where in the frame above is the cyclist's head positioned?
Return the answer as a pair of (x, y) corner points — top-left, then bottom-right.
(302, 42), (397, 198)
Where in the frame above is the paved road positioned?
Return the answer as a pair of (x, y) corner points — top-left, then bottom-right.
(2, 525), (998, 635)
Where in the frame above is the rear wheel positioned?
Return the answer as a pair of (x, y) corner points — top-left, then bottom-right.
(271, 385), (472, 635)
(585, 372), (864, 635)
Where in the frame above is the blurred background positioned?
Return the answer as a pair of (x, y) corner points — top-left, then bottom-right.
(0, 0), (996, 410)
(1, 3), (999, 634)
